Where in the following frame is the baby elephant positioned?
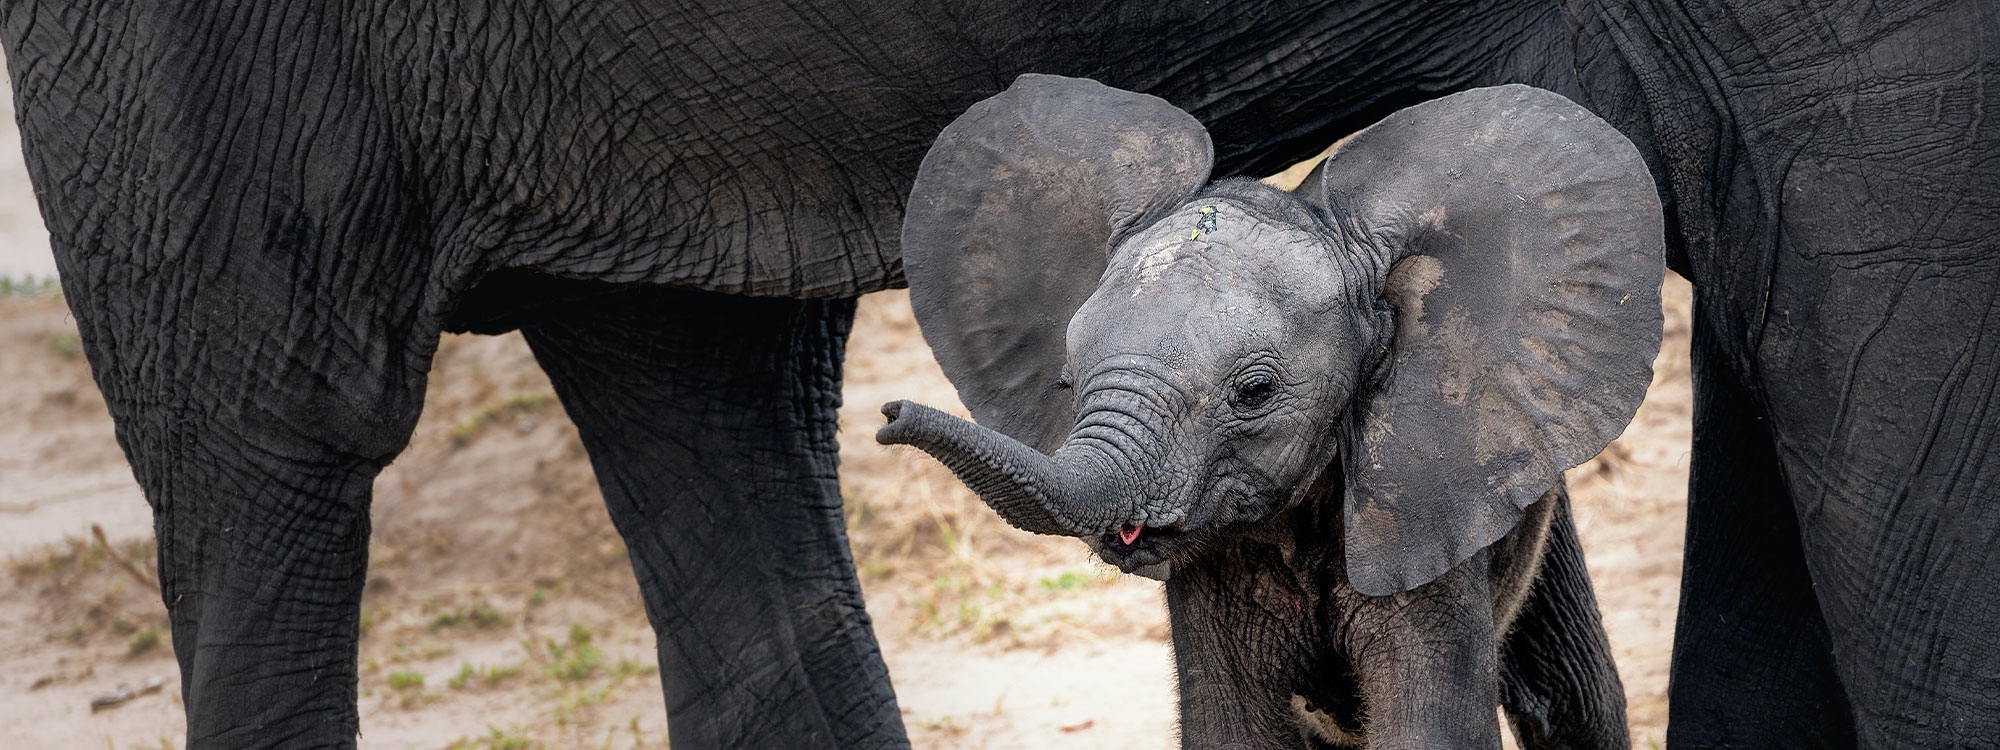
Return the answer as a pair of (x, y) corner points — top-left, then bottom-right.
(879, 75), (1662, 749)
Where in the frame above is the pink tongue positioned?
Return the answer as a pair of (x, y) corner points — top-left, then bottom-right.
(1119, 524), (1144, 545)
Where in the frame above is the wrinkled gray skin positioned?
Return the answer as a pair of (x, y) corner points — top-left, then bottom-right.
(881, 182), (1627, 748)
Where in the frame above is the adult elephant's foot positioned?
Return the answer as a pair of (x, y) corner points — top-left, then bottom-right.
(524, 286), (908, 749)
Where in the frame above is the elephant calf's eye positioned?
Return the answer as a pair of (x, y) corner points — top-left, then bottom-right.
(1232, 374), (1278, 411)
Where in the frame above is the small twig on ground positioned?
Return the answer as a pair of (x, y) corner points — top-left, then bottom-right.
(92, 523), (157, 588)
(89, 676), (168, 712)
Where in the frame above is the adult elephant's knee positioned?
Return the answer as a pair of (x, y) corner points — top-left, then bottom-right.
(523, 287), (906, 749)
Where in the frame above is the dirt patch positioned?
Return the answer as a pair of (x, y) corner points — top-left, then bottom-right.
(2, 273), (1688, 748)
(0, 76), (55, 280)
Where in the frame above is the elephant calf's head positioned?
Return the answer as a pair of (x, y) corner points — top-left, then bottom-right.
(881, 75), (1663, 595)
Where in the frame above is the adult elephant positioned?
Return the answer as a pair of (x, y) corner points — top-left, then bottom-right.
(3, 1), (1993, 748)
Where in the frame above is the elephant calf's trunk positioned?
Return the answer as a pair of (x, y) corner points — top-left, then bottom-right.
(875, 401), (1117, 537)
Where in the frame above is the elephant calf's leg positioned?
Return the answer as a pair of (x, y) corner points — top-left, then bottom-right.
(523, 288), (904, 749)
(1165, 547), (1320, 749)
(1338, 551), (1504, 750)
(1498, 493), (1629, 750)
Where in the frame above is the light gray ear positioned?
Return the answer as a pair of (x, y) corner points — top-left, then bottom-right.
(901, 74), (1214, 454)
(1312, 85), (1664, 596)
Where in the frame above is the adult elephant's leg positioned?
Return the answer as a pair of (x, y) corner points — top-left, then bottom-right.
(521, 287), (905, 749)
(9, 6), (439, 741)
(158, 434), (404, 749)
(1667, 303), (1855, 748)
(1658, 11), (1998, 742)
(1755, 258), (2000, 747)
(1498, 494), (1629, 750)
(87, 297), (430, 748)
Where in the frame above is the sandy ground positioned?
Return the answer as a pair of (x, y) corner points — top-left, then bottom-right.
(0, 80), (54, 280)
(0, 73), (1693, 749)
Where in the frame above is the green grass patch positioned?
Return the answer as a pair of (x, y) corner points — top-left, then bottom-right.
(447, 662), (524, 690)
(843, 493), (879, 526)
(547, 625), (603, 682)
(551, 686), (611, 726)
(12, 536), (108, 578)
(447, 725), (538, 750)
(915, 715), (967, 734)
(614, 657), (657, 679)
(127, 627), (161, 657)
(11, 535), (157, 581)
(390, 638), (454, 662)
(905, 570), (1025, 642)
(1039, 570), (1094, 591)
(387, 669), (426, 691)
(449, 392), (557, 445)
(47, 331), (80, 358)
(0, 274), (60, 298)
(428, 602), (506, 632)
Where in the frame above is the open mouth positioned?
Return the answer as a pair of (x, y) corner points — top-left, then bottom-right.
(1097, 523), (1184, 571)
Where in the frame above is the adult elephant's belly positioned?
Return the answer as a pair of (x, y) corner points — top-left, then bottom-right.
(454, 158), (918, 302)
(386, 0), (1438, 307)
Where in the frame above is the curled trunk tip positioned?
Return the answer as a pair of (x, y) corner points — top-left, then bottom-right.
(874, 399), (1118, 538)
(874, 400), (923, 446)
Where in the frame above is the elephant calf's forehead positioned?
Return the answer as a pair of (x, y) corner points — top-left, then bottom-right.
(1111, 199), (1341, 299)
(1071, 198), (1355, 366)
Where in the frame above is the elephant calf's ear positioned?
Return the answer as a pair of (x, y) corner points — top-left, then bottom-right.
(1314, 85), (1665, 596)
(900, 74), (1214, 454)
